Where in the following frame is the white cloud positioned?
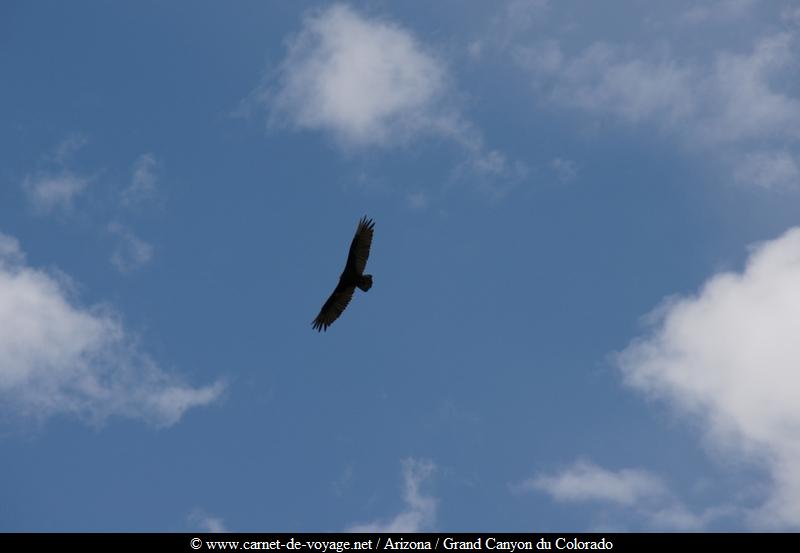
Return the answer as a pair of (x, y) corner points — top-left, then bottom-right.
(0, 231), (224, 426)
(109, 222), (154, 273)
(258, 4), (517, 182)
(347, 459), (436, 532)
(617, 227), (800, 529)
(267, 4), (446, 147)
(521, 460), (667, 506)
(23, 172), (90, 214)
(123, 153), (159, 207)
(734, 150), (799, 189)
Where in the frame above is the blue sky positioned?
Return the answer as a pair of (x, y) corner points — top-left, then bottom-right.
(3, 0), (800, 532)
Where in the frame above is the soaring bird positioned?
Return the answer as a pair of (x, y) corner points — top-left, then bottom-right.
(312, 216), (375, 332)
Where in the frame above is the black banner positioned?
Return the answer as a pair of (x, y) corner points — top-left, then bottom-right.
(0, 533), (798, 552)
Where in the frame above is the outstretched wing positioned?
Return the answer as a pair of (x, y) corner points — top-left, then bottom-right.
(344, 216), (375, 275)
(312, 282), (356, 332)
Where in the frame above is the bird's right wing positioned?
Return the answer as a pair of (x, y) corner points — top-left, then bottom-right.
(312, 283), (356, 332)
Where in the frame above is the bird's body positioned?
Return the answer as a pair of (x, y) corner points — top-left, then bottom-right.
(312, 216), (375, 331)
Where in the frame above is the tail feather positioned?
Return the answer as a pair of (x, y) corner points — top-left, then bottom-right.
(357, 274), (373, 292)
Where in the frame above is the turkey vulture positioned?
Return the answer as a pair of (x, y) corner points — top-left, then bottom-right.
(312, 216), (375, 332)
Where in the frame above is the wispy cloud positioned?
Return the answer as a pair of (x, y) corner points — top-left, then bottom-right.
(520, 459), (737, 530)
(332, 463), (356, 496)
(21, 140), (166, 274)
(122, 153), (159, 207)
(468, 0), (550, 60)
(407, 191), (430, 211)
(513, 25), (800, 188)
(23, 172), (91, 214)
(733, 150), (799, 189)
(49, 133), (88, 165)
(617, 227), (800, 529)
(551, 157), (578, 183)
(783, 6), (800, 25)
(0, 231), (224, 427)
(22, 135), (92, 214)
(519, 34), (800, 144)
(0, 234), (24, 265)
(520, 460), (666, 506)
(681, 0), (756, 24)
(109, 222), (154, 273)
(189, 509), (229, 533)
(347, 458), (436, 532)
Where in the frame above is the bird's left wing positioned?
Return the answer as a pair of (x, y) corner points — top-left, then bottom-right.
(312, 282), (356, 332)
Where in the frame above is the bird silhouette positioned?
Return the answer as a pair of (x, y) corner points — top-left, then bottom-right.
(312, 216), (375, 331)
